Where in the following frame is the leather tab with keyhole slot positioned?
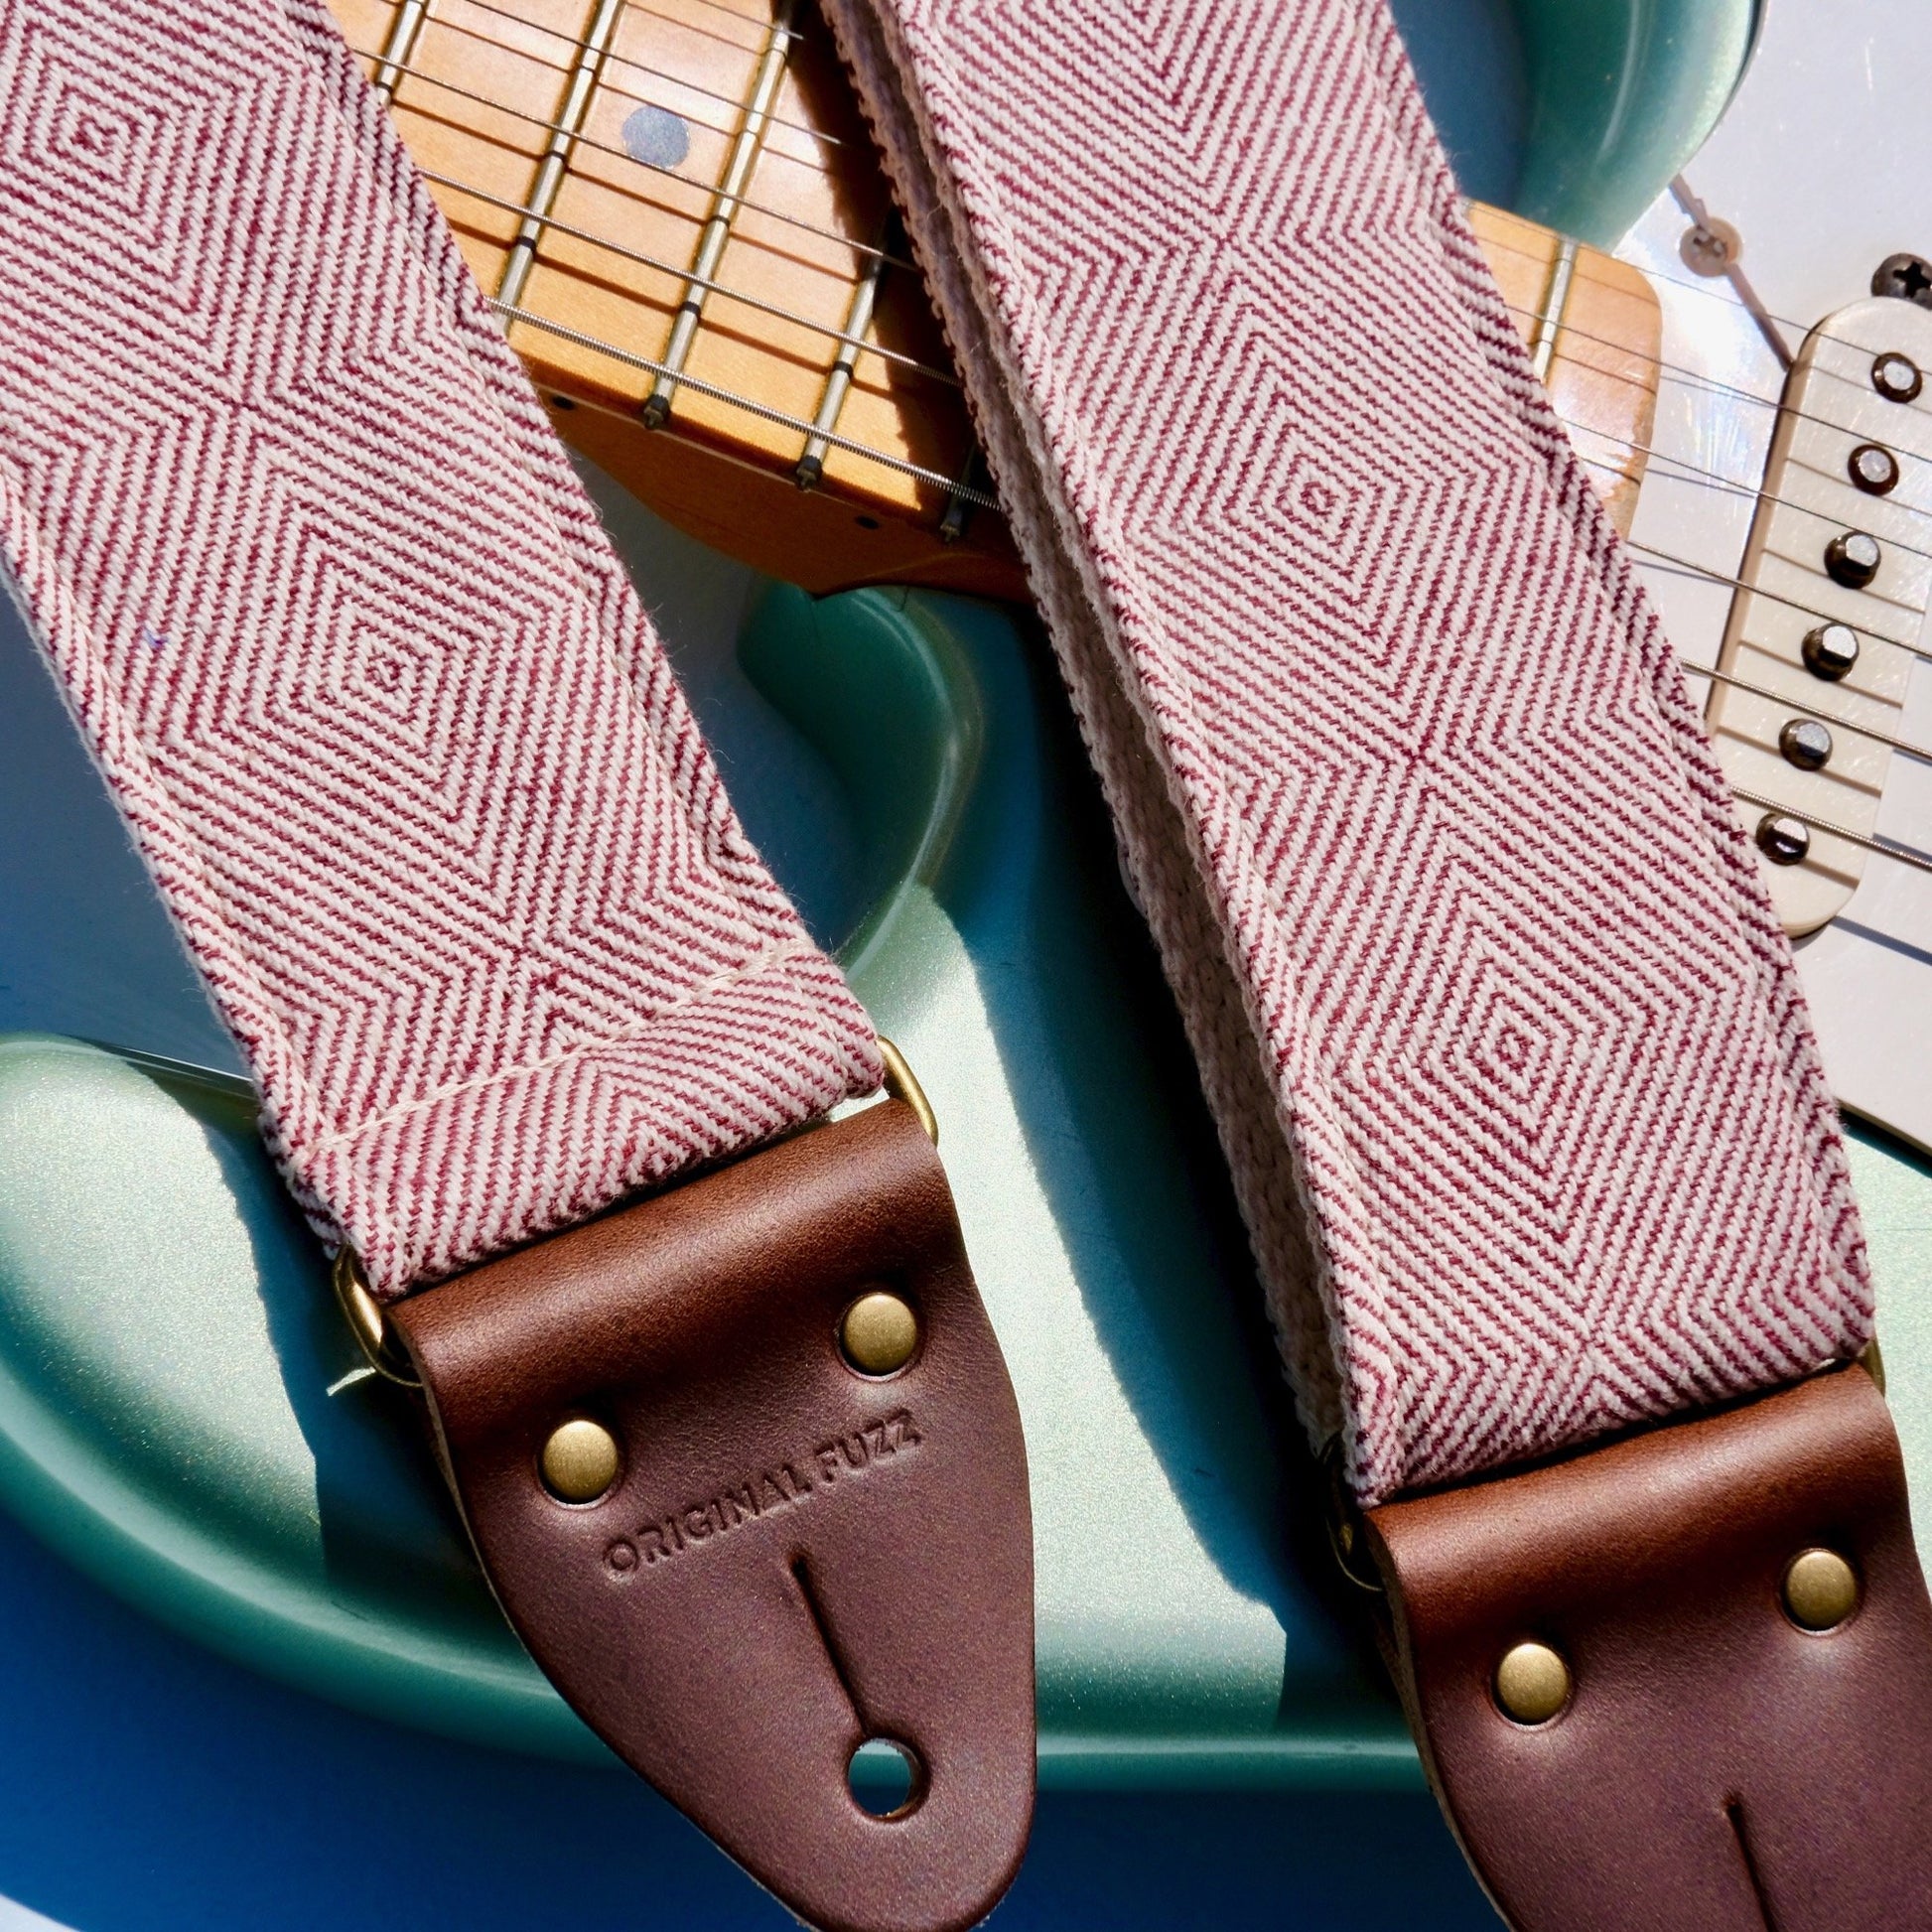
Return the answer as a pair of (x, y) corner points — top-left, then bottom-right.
(1361, 1366), (1932, 1930)
(388, 1098), (1035, 1932)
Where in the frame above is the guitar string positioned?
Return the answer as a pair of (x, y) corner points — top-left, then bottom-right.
(1614, 523), (1932, 669)
(361, 25), (1906, 459)
(1593, 468), (1932, 649)
(367, 21), (1932, 750)
(469, 241), (1932, 616)
(1677, 658), (1932, 766)
(1559, 468), (1932, 765)
(410, 3), (1890, 366)
(350, 44), (917, 269)
(395, 136), (1932, 862)
(1561, 422), (1932, 570)
(1483, 289), (1929, 459)
(413, 164), (960, 383)
(1725, 785), (1932, 875)
(417, 3), (855, 158)
(423, 132), (1928, 545)
(478, 318), (1932, 854)
(405, 140), (1932, 590)
(455, 0), (830, 153)
(356, 8), (1932, 885)
(460, 0), (806, 63)
(470, 241), (1932, 688)
(618, 0), (797, 43)
(408, 0), (1915, 366)
(370, 47), (1904, 480)
(415, 143), (1932, 563)
(1473, 219), (1926, 358)
(486, 296), (1000, 502)
(423, 0), (1823, 342)
(366, 36), (1926, 476)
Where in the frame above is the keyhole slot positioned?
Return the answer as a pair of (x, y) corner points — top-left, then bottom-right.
(791, 1555), (927, 1822)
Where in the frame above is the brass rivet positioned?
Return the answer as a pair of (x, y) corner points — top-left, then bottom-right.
(1783, 1548), (1860, 1631)
(840, 1291), (919, 1376)
(541, 1418), (621, 1504)
(1494, 1640), (1571, 1725)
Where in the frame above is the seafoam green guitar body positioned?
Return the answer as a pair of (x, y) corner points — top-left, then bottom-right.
(3, 0), (1870, 1787)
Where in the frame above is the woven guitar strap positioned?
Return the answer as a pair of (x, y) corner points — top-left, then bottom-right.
(0, 3), (1035, 1927)
(818, 0), (1932, 1924)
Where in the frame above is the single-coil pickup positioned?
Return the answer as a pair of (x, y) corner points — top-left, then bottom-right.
(1705, 298), (1932, 934)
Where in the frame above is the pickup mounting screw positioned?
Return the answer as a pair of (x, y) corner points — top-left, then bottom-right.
(1780, 719), (1833, 770)
(1873, 253), (1932, 309)
(1803, 623), (1861, 681)
(1872, 352), (1923, 403)
(1826, 530), (1881, 589)
(1849, 443), (1900, 495)
(1680, 216), (1741, 277)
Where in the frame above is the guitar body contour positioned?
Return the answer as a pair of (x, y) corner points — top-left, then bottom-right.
(5, 0), (1932, 1782)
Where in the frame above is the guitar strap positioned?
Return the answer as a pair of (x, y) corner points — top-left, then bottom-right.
(818, 0), (1932, 1923)
(0, 3), (1034, 1928)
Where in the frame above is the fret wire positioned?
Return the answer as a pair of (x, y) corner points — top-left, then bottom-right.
(487, 297), (999, 503)
(1678, 659), (1932, 766)
(1563, 417), (1932, 561)
(494, 0), (625, 312)
(939, 447), (987, 544)
(1725, 786), (1932, 877)
(464, 1), (850, 160)
(416, 164), (957, 384)
(418, 0), (853, 161)
(359, 33), (1932, 598)
(643, 0), (797, 426)
(369, 0), (432, 99)
(349, 42), (915, 269)
(798, 212), (898, 488)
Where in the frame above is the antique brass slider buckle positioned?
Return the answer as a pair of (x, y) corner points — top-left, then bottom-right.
(1359, 1365), (1932, 1931)
(337, 1070), (1034, 1932)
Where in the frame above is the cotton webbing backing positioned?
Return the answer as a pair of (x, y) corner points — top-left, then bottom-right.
(0, 0), (882, 1297)
(818, 0), (1873, 1507)
(0, 8), (1043, 1924)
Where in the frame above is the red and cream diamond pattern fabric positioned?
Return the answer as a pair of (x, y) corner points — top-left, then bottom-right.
(821, 0), (1873, 1503)
(0, 0), (880, 1296)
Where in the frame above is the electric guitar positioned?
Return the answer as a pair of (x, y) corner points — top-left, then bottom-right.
(2, 0), (1930, 1776)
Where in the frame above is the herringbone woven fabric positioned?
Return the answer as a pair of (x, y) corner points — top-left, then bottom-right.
(0, 0), (881, 1296)
(822, 0), (1873, 1503)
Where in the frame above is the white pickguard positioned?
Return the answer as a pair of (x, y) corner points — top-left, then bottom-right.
(1617, 0), (1932, 1152)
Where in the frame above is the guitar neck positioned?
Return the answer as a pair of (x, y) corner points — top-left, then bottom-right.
(334, 0), (1661, 598)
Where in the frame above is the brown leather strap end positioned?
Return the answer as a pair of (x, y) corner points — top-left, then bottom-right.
(1364, 1368), (1932, 1931)
(390, 1098), (1035, 1932)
